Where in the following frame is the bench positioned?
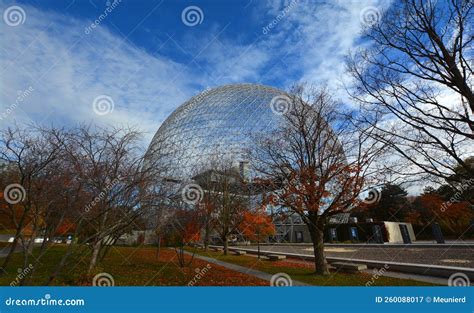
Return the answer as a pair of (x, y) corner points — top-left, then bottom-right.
(266, 254), (286, 261)
(331, 262), (367, 272)
(231, 250), (247, 256)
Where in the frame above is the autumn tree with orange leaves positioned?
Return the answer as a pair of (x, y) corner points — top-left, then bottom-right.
(250, 86), (386, 275)
(238, 197), (275, 259)
(166, 206), (204, 267)
(407, 190), (474, 238)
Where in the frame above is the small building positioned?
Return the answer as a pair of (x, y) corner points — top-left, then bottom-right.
(272, 213), (311, 243)
(272, 213), (416, 244)
(325, 219), (416, 244)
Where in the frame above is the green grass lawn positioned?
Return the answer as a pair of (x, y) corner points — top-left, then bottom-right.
(0, 245), (267, 286)
(191, 249), (439, 286)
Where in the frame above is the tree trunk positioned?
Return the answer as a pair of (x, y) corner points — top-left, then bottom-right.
(87, 240), (102, 274)
(22, 234), (53, 285)
(0, 218), (27, 273)
(99, 237), (116, 263)
(1, 196), (32, 274)
(0, 237), (19, 275)
(204, 229), (210, 251)
(46, 245), (74, 285)
(257, 239), (260, 259)
(156, 234), (161, 258)
(223, 236), (228, 255)
(23, 224), (40, 270)
(176, 245), (185, 268)
(310, 224), (329, 275)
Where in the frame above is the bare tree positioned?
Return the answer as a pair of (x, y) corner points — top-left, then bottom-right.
(164, 204), (203, 268)
(62, 125), (163, 273)
(150, 200), (173, 258)
(193, 160), (249, 255)
(0, 126), (64, 273)
(191, 160), (221, 251)
(0, 125), (97, 285)
(0, 124), (168, 284)
(250, 86), (385, 275)
(24, 156), (88, 285)
(347, 0), (474, 186)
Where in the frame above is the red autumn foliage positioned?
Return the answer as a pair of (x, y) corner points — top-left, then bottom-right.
(238, 208), (275, 243)
(407, 193), (473, 231)
(54, 219), (76, 236)
(274, 164), (364, 216)
(164, 208), (202, 246)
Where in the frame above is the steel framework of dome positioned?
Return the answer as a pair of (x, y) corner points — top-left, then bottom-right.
(146, 83), (290, 180)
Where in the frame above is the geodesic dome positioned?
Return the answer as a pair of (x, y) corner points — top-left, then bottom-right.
(146, 83), (291, 180)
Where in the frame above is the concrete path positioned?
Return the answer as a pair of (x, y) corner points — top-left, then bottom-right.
(237, 249), (449, 285)
(184, 250), (308, 286)
(0, 245), (21, 258)
(243, 244), (474, 268)
(367, 269), (448, 285)
(210, 245), (474, 280)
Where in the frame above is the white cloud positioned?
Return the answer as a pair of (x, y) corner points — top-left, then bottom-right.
(0, 1), (391, 145)
(255, 0), (391, 97)
(0, 4), (203, 144)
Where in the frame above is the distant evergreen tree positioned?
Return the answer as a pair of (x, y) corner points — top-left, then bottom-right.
(365, 183), (410, 222)
(446, 157), (474, 204)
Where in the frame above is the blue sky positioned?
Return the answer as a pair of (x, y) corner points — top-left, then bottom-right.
(0, 0), (389, 144)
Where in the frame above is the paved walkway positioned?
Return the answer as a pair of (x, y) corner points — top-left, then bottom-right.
(183, 250), (308, 286)
(238, 249), (449, 285)
(367, 269), (447, 285)
(244, 244), (474, 268)
(0, 245), (21, 258)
